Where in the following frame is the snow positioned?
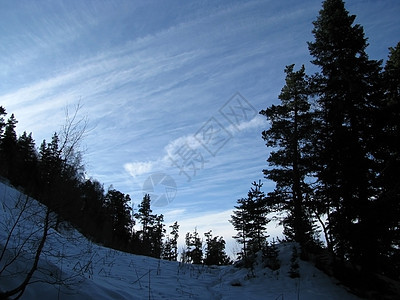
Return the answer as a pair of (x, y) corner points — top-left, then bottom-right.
(0, 182), (361, 299)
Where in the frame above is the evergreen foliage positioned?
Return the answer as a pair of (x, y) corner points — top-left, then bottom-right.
(104, 188), (133, 247)
(15, 132), (38, 189)
(204, 231), (230, 266)
(183, 228), (203, 264)
(256, 0), (400, 278)
(308, 0), (385, 269)
(0, 106), (6, 136)
(134, 194), (165, 258)
(372, 41), (400, 277)
(163, 221), (179, 261)
(230, 181), (269, 265)
(0, 114), (18, 179)
(260, 64), (315, 249)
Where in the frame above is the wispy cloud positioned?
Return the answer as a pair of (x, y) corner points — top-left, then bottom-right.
(124, 161), (155, 178)
(123, 114), (264, 182)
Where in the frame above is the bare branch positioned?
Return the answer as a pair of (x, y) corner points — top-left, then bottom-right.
(58, 101), (89, 168)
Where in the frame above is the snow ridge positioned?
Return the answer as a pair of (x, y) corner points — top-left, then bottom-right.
(0, 182), (360, 299)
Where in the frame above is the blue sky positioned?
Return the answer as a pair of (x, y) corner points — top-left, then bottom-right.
(1, 0), (399, 252)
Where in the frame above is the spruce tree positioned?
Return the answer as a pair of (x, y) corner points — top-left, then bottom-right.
(135, 194), (154, 254)
(38, 134), (63, 201)
(204, 231), (230, 266)
(247, 180), (269, 253)
(167, 221), (180, 261)
(0, 106), (6, 138)
(104, 188), (133, 247)
(80, 179), (107, 241)
(230, 181), (269, 263)
(371, 42), (400, 276)
(230, 197), (252, 261)
(184, 228), (203, 264)
(149, 214), (165, 258)
(163, 222), (180, 261)
(15, 132), (38, 188)
(260, 64), (314, 248)
(0, 114), (18, 178)
(134, 194), (166, 257)
(307, 0), (382, 267)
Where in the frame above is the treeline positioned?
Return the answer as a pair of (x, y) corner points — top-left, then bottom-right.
(0, 106), (169, 257)
(181, 228), (231, 266)
(0, 106), (232, 264)
(232, 0), (400, 280)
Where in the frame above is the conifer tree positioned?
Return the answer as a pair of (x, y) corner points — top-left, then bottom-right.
(80, 179), (107, 240)
(371, 42), (400, 276)
(170, 221), (179, 260)
(0, 106), (6, 138)
(0, 114), (18, 178)
(104, 188), (133, 247)
(260, 64), (315, 248)
(134, 194), (166, 257)
(149, 214), (165, 258)
(135, 194), (154, 253)
(247, 181), (269, 253)
(230, 181), (269, 263)
(307, 0), (382, 267)
(38, 134), (63, 200)
(203, 230), (230, 266)
(230, 196), (251, 261)
(163, 221), (180, 261)
(15, 132), (38, 188)
(184, 228), (203, 264)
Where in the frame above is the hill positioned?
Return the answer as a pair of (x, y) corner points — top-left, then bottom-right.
(0, 181), (360, 299)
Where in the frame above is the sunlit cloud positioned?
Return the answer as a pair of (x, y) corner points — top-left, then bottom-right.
(124, 161), (155, 178)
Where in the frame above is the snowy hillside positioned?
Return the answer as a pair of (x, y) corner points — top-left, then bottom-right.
(0, 182), (360, 299)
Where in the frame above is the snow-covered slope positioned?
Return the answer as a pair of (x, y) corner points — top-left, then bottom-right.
(0, 182), (360, 299)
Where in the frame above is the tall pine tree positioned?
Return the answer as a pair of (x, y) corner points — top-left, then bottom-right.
(308, 0), (382, 268)
(260, 64), (315, 249)
(371, 42), (400, 276)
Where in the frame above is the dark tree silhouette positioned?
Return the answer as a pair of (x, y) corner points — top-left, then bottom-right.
(260, 64), (315, 249)
(203, 231), (230, 266)
(230, 181), (269, 264)
(163, 221), (179, 261)
(308, 0), (383, 268)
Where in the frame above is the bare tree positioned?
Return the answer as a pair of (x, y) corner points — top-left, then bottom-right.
(0, 102), (89, 299)
(0, 191), (85, 300)
(59, 102), (88, 167)
(0, 192), (51, 299)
